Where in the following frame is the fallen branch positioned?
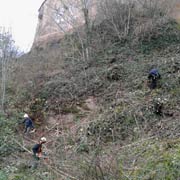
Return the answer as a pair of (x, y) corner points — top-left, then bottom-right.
(118, 136), (157, 151)
(13, 139), (33, 154)
(43, 161), (78, 180)
(45, 123), (59, 131)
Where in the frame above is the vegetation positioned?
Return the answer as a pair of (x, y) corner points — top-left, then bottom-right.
(0, 0), (180, 179)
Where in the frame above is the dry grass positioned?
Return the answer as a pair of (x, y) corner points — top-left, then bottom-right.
(0, 0), (180, 179)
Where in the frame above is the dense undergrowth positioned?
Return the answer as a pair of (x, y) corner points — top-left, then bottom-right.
(0, 0), (180, 179)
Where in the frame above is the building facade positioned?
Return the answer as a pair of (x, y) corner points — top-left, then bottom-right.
(32, 0), (97, 48)
(32, 0), (180, 49)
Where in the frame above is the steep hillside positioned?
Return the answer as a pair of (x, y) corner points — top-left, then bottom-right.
(0, 1), (180, 180)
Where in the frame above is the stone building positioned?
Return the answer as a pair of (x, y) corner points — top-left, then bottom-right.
(32, 0), (97, 48)
(32, 0), (180, 49)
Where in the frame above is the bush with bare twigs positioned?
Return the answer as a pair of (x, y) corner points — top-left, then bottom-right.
(1, 0), (180, 179)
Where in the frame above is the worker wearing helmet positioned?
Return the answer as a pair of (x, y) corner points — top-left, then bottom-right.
(23, 113), (34, 134)
(32, 137), (47, 160)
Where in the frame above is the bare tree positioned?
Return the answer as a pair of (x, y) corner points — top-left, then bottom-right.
(50, 0), (97, 61)
(0, 27), (18, 113)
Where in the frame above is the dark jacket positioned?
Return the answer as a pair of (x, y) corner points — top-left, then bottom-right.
(148, 69), (161, 79)
(32, 143), (42, 154)
(23, 117), (34, 128)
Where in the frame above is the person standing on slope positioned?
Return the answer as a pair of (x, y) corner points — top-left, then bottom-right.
(32, 137), (47, 160)
(148, 68), (161, 89)
(23, 113), (35, 134)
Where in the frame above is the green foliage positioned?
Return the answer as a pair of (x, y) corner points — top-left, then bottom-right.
(170, 87), (180, 97)
(0, 29), (20, 58)
(76, 143), (89, 153)
(87, 110), (137, 143)
(129, 140), (180, 180)
(2, 1), (180, 179)
(106, 65), (126, 81)
(0, 171), (7, 180)
(0, 115), (18, 156)
(138, 20), (180, 54)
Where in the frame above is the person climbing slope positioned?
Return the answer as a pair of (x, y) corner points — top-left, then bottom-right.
(23, 113), (35, 134)
(32, 137), (47, 160)
(148, 68), (161, 89)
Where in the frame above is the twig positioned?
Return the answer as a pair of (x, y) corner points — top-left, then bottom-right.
(43, 161), (78, 180)
(13, 139), (33, 154)
(118, 136), (157, 151)
(45, 123), (59, 131)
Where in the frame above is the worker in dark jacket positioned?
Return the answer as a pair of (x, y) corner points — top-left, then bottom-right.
(23, 113), (34, 134)
(32, 137), (47, 160)
(148, 68), (161, 89)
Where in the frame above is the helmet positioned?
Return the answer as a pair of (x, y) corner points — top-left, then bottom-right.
(40, 137), (47, 142)
(23, 113), (29, 118)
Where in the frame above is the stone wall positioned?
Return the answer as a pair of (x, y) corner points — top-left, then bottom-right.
(32, 0), (180, 49)
(172, 1), (180, 22)
(32, 0), (97, 48)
